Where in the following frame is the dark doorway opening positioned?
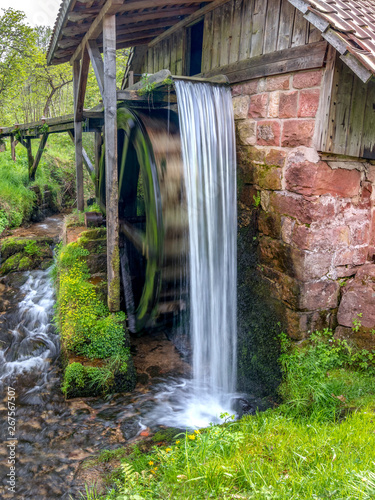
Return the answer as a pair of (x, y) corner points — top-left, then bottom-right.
(188, 20), (204, 76)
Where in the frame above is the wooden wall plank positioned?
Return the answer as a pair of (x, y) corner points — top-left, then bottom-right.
(176, 33), (184, 75)
(346, 73), (367, 157)
(239, 0), (253, 60)
(277, 0), (295, 51)
(263, 0), (281, 54)
(229, 0), (242, 64)
(211, 6), (223, 69)
(250, 0), (267, 57)
(360, 80), (375, 159)
(170, 34), (177, 74)
(291, 8), (308, 47)
(220, 1), (233, 67)
(202, 11), (214, 71)
(332, 60), (354, 155)
(308, 22), (322, 43)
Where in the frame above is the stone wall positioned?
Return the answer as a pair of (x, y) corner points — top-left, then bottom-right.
(233, 68), (375, 341)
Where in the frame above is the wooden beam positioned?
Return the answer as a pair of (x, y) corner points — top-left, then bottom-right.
(103, 14), (120, 312)
(73, 59), (84, 212)
(70, 0), (124, 64)
(87, 40), (105, 98)
(30, 133), (48, 182)
(117, 0), (206, 13)
(75, 47), (90, 122)
(202, 41), (328, 83)
(149, 0), (231, 47)
(116, 6), (196, 26)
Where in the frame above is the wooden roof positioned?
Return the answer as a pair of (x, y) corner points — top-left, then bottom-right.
(47, 0), (221, 65)
(290, 0), (375, 80)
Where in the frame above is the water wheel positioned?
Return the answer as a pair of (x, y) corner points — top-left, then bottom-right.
(97, 106), (188, 333)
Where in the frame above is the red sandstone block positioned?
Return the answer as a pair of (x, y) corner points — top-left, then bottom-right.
(266, 75), (290, 91)
(299, 281), (340, 310)
(291, 247), (332, 281)
(249, 93), (268, 118)
(231, 84), (242, 96)
(258, 211), (282, 238)
(292, 224), (350, 251)
(293, 70), (322, 89)
(334, 247), (368, 267)
(265, 148), (287, 167)
(350, 221), (370, 246)
(262, 265), (300, 308)
(285, 159), (361, 197)
(270, 191), (335, 224)
(258, 235), (292, 275)
(282, 120), (315, 147)
(242, 80), (259, 95)
(239, 184), (258, 206)
(279, 91), (298, 118)
(255, 165), (282, 190)
(298, 89), (320, 117)
(257, 120), (281, 146)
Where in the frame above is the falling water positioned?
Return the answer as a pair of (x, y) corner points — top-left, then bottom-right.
(175, 81), (237, 400)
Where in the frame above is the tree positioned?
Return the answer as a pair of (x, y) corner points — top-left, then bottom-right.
(0, 8), (35, 100)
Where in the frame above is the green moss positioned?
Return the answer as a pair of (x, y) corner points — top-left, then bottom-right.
(54, 235), (136, 398)
(18, 256), (33, 271)
(79, 228), (107, 240)
(0, 253), (22, 274)
(108, 245), (120, 311)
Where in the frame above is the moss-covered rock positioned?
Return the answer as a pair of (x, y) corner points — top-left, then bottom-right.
(0, 236), (54, 274)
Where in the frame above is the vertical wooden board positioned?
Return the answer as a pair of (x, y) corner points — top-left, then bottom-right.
(314, 44), (336, 152)
(291, 8), (308, 47)
(332, 60), (354, 155)
(220, 1), (233, 67)
(263, 0), (281, 54)
(346, 74), (367, 157)
(277, 0), (295, 51)
(147, 48), (154, 74)
(229, 0), (242, 64)
(202, 11), (214, 72)
(250, 0), (267, 58)
(176, 32), (184, 75)
(360, 80), (375, 159)
(170, 34), (177, 74)
(211, 6), (223, 70)
(164, 38), (170, 71)
(308, 22), (322, 43)
(239, 0), (254, 61)
(325, 57), (341, 152)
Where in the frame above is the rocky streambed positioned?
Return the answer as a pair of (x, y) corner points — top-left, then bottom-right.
(0, 215), (191, 499)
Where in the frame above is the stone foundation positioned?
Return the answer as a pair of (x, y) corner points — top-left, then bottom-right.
(233, 69), (375, 343)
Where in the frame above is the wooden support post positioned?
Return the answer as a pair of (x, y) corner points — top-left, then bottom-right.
(128, 70), (134, 87)
(94, 131), (102, 181)
(87, 40), (105, 98)
(10, 135), (16, 161)
(30, 133), (48, 181)
(103, 14), (120, 312)
(26, 138), (34, 180)
(73, 59), (85, 212)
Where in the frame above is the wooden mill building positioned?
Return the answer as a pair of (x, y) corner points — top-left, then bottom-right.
(2, 0), (375, 340)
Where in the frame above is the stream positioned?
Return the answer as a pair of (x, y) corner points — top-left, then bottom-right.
(0, 216), (260, 499)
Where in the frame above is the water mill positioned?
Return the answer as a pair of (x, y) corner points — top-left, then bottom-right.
(1, 0), (375, 498)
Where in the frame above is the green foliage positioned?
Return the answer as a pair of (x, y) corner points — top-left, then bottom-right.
(54, 237), (131, 398)
(278, 328), (375, 420)
(252, 191), (261, 207)
(93, 407), (375, 500)
(24, 240), (42, 257)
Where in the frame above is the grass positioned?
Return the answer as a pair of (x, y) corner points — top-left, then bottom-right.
(0, 133), (95, 235)
(80, 325), (375, 500)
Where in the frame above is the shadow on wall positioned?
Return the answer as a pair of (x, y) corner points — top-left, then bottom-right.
(237, 202), (283, 400)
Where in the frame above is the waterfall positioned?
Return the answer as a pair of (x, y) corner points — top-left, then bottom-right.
(175, 81), (237, 399)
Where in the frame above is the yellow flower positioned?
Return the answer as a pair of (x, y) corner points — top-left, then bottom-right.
(175, 440), (180, 444)
(194, 430), (200, 434)
(166, 448), (171, 452)
(149, 461), (154, 466)
(188, 434), (196, 440)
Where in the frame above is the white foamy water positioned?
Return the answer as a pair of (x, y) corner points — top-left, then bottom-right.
(0, 270), (59, 393)
(146, 81), (237, 428)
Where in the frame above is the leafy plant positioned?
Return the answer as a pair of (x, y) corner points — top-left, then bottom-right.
(252, 191), (261, 207)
